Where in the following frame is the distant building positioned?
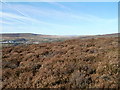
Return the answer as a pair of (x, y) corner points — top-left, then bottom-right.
(33, 42), (39, 44)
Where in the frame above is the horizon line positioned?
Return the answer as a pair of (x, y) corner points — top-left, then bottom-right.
(0, 32), (119, 36)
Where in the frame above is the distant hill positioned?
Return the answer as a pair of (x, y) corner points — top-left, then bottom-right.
(1, 33), (79, 39)
(1, 33), (39, 37)
(77, 33), (119, 39)
(1, 33), (119, 38)
(1, 33), (79, 46)
(1, 33), (119, 47)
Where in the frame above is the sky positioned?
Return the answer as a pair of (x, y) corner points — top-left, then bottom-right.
(0, 2), (118, 35)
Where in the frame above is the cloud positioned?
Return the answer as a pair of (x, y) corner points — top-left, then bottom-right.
(1, 2), (27, 16)
(1, 11), (76, 31)
(0, 12), (55, 25)
(1, 2), (117, 35)
(0, 20), (12, 25)
(2, 2), (117, 23)
(48, 2), (72, 11)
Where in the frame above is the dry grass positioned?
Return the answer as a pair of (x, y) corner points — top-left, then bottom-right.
(2, 37), (119, 89)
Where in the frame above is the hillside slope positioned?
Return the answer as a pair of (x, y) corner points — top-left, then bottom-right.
(2, 37), (119, 89)
(1, 33), (79, 47)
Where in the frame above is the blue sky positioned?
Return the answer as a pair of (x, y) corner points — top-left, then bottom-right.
(0, 2), (118, 35)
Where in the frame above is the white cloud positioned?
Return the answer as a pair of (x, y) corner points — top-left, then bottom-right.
(48, 2), (72, 11)
(0, 20), (12, 25)
(2, 2), (117, 23)
(1, 2), (117, 35)
(0, 12), (53, 25)
(1, 11), (76, 31)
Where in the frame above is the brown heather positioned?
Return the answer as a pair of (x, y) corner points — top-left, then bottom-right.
(2, 37), (120, 89)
